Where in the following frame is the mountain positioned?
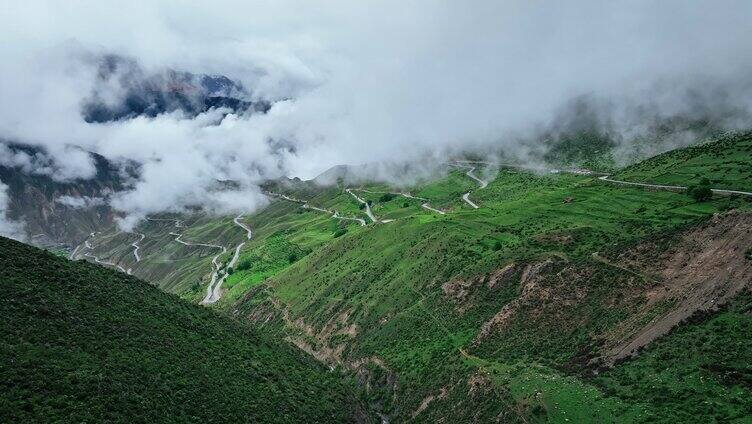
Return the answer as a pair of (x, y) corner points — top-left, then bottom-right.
(70, 131), (751, 421)
(82, 54), (271, 123)
(0, 143), (125, 249)
(613, 130), (752, 191)
(0, 236), (371, 423)
(3, 130), (752, 422)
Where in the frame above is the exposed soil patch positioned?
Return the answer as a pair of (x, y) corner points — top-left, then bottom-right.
(411, 386), (448, 418)
(467, 372), (493, 398)
(442, 263), (517, 308)
(474, 260), (556, 343)
(535, 231), (574, 246)
(598, 211), (752, 366)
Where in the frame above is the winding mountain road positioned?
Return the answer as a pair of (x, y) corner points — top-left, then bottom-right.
(168, 231), (228, 304)
(80, 233), (128, 273)
(202, 214), (254, 304)
(84, 252), (128, 273)
(271, 192), (367, 226)
(131, 232), (145, 262)
(164, 213), (253, 305)
(449, 162), (489, 209)
(464, 166), (488, 189)
(332, 211), (367, 226)
(461, 193), (479, 209)
(201, 247), (229, 304)
(452, 160), (752, 198)
(351, 188), (446, 216)
(234, 214), (253, 240)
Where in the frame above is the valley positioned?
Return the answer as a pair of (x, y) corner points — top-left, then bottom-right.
(3, 5), (752, 422)
(37, 131), (752, 422)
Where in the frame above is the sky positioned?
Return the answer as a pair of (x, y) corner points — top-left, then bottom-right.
(1, 1), (752, 232)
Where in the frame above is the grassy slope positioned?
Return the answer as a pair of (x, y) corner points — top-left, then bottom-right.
(71, 131), (752, 422)
(0, 236), (366, 423)
(595, 291), (752, 423)
(614, 131), (752, 191)
(227, 155), (750, 421)
(80, 213), (249, 298)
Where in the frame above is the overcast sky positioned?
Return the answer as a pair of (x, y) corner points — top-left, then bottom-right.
(1, 1), (752, 231)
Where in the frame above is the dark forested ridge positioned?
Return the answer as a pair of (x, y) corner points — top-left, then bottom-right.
(0, 236), (368, 423)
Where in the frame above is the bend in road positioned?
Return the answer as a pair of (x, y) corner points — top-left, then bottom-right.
(202, 213), (254, 305)
(166, 230), (228, 304)
(464, 166), (488, 189)
(350, 188), (445, 216)
(271, 191), (367, 226)
(84, 252), (128, 273)
(346, 188), (378, 223)
(332, 210), (367, 226)
(461, 193), (479, 209)
(80, 232), (128, 273)
(449, 162), (488, 208)
(131, 232), (145, 262)
(421, 203), (446, 215)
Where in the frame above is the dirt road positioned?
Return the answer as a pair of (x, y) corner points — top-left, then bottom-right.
(346, 188), (378, 223)
(598, 175), (752, 197)
(351, 188), (445, 216)
(449, 162), (488, 208)
(461, 192), (479, 209)
(131, 232), (145, 262)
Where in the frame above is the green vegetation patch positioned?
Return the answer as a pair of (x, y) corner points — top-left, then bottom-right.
(0, 237), (365, 423)
(594, 291), (752, 423)
(614, 131), (752, 192)
(222, 232), (311, 304)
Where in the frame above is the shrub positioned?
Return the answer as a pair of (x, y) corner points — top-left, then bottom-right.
(379, 193), (396, 202)
(688, 185), (713, 202)
(236, 257), (255, 271)
(688, 178), (713, 202)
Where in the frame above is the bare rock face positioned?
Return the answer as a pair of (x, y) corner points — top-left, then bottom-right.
(486, 263), (517, 290)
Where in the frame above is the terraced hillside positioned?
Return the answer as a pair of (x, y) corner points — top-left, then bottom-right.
(64, 132), (752, 422)
(0, 236), (370, 423)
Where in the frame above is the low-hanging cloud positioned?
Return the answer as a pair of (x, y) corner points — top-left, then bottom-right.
(0, 181), (26, 241)
(1, 1), (752, 230)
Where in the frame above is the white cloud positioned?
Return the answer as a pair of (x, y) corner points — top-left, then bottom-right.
(1, 1), (751, 228)
(0, 182), (26, 241)
(56, 195), (107, 208)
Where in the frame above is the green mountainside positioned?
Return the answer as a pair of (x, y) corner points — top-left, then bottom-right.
(4, 131), (752, 422)
(226, 170), (750, 421)
(0, 237), (369, 423)
(614, 131), (752, 191)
